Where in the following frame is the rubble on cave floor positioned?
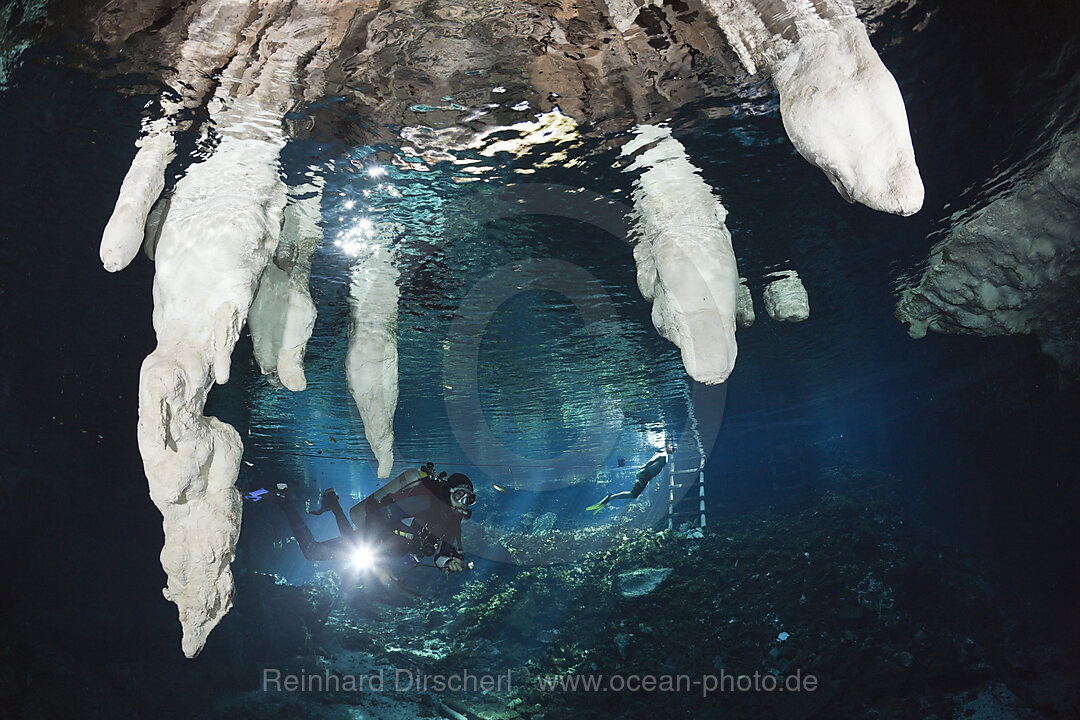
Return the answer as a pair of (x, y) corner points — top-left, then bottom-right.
(230, 477), (1075, 719)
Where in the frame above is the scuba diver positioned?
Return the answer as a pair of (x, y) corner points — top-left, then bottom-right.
(274, 462), (476, 586)
(587, 442), (674, 514)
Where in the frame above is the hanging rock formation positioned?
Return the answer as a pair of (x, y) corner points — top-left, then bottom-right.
(345, 242), (401, 479)
(701, 0), (923, 215)
(897, 133), (1080, 373)
(736, 278), (756, 328)
(99, 0), (355, 657)
(763, 270), (810, 322)
(249, 181), (324, 392)
(622, 124), (740, 384)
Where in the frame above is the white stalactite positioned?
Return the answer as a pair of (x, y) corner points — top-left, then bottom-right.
(101, 0), (354, 657)
(763, 269), (810, 322)
(139, 126), (286, 659)
(249, 180), (324, 391)
(702, 0), (923, 215)
(736, 278), (756, 328)
(100, 119), (175, 272)
(622, 124), (740, 384)
(345, 244), (400, 478)
(99, 0), (256, 274)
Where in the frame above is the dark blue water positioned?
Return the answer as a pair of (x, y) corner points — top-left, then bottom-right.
(1, 1), (1078, 718)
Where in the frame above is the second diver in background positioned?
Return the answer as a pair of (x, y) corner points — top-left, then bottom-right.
(587, 442), (674, 514)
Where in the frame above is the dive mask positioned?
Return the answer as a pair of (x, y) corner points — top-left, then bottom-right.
(452, 487), (477, 506)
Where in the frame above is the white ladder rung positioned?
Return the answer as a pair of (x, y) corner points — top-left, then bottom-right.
(667, 452), (706, 529)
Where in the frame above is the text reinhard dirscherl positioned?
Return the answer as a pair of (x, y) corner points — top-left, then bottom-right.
(262, 668), (512, 694)
(262, 668), (819, 697)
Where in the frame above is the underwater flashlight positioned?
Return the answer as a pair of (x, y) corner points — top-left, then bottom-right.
(350, 543), (378, 571)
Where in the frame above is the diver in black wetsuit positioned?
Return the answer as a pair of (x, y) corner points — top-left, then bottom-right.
(586, 442), (674, 514)
(274, 466), (476, 582)
(275, 484), (357, 562)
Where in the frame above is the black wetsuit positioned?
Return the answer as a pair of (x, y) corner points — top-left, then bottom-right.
(278, 493), (356, 562)
(630, 450), (670, 498)
(278, 482), (463, 566)
(365, 483), (464, 567)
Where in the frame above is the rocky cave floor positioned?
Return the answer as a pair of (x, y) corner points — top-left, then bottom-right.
(4, 470), (1077, 720)
(215, 473), (1079, 720)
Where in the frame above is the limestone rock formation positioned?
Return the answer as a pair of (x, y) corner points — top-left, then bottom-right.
(345, 243), (401, 479)
(702, 0), (923, 215)
(736, 278), (756, 328)
(897, 133), (1080, 373)
(249, 181), (324, 392)
(100, 0), (356, 657)
(763, 270), (810, 322)
(615, 567), (674, 597)
(623, 124), (740, 384)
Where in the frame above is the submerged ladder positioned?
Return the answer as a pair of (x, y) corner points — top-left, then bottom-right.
(667, 450), (705, 531)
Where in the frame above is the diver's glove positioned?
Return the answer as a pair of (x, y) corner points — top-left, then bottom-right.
(309, 487), (339, 516)
(435, 553), (470, 572)
(444, 557), (469, 572)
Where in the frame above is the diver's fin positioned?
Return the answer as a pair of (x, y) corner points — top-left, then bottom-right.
(586, 498), (608, 514)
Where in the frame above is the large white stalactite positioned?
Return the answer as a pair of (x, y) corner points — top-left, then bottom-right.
(701, 0), (924, 216)
(622, 124), (740, 385)
(140, 128), (285, 658)
(101, 0), (353, 657)
(345, 243), (401, 480)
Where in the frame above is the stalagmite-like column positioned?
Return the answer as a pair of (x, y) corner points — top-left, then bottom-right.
(702, 0), (923, 216)
(249, 180), (324, 391)
(100, 0), (356, 657)
(622, 124), (740, 384)
(763, 269), (810, 322)
(345, 244), (400, 478)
